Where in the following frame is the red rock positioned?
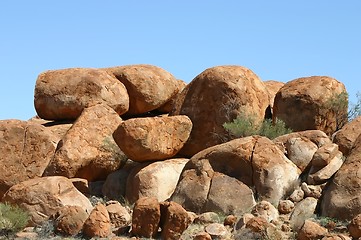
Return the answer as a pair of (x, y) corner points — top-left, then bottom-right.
(131, 197), (161, 238)
(333, 116), (361, 156)
(264, 80), (285, 115)
(54, 206), (89, 236)
(34, 68), (129, 120)
(83, 203), (112, 238)
(170, 65), (270, 156)
(297, 220), (328, 240)
(2, 176), (93, 226)
(160, 201), (190, 240)
(0, 120), (57, 199)
(43, 104), (126, 181)
(273, 76), (347, 135)
(348, 213), (361, 239)
(113, 115), (192, 161)
(105, 64), (179, 115)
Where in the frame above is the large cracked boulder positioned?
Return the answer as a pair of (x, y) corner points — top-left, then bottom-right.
(273, 76), (347, 136)
(113, 115), (192, 162)
(2, 176), (93, 226)
(170, 65), (270, 157)
(0, 120), (58, 199)
(263, 80), (284, 115)
(43, 104), (127, 181)
(105, 64), (180, 116)
(171, 136), (300, 214)
(34, 68), (129, 120)
(321, 133), (361, 220)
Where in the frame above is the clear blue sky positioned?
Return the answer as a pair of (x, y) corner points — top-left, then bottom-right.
(1, 1), (360, 120)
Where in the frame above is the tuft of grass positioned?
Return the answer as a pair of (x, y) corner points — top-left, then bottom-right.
(223, 113), (292, 140)
(0, 203), (29, 235)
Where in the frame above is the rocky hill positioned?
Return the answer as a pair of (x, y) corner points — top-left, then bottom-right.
(0, 64), (360, 239)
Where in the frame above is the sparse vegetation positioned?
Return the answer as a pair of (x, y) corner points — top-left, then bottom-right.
(0, 203), (29, 236)
(223, 113), (292, 140)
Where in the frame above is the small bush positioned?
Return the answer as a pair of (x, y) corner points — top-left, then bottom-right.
(0, 203), (29, 235)
(223, 113), (292, 140)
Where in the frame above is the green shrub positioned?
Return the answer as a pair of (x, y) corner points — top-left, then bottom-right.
(223, 113), (292, 140)
(0, 203), (29, 235)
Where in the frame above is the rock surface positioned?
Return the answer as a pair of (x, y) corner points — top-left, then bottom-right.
(43, 104), (127, 181)
(2, 176), (93, 226)
(321, 133), (361, 220)
(126, 158), (189, 203)
(297, 220), (328, 240)
(83, 203), (111, 238)
(333, 116), (361, 156)
(113, 115), (192, 161)
(54, 206), (89, 236)
(273, 76), (347, 135)
(264, 80), (285, 115)
(170, 65), (270, 156)
(160, 201), (190, 240)
(34, 68), (129, 120)
(0, 120), (58, 199)
(105, 64), (179, 115)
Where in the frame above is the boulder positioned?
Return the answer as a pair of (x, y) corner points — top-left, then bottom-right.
(131, 197), (161, 238)
(170, 65), (270, 157)
(285, 137), (318, 171)
(34, 68), (129, 120)
(83, 203), (111, 238)
(321, 134), (361, 220)
(278, 200), (295, 214)
(348, 213), (361, 239)
(205, 223), (230, 239)
(273, 76), (347, 135)
(126, 158), (189, 203)
(333, 116), (361, 156)
(297, 220), (328, 240)
(251, 201), (279, 223)
(157, 79), (187, 113)
(113, 115), (192, 162)
(43, 104), (127, 181)
(273, 130), (332, 155)
(0, 120), (57, 199)
(105, 64), (179, 115)
(172, 136), (300, 213)
(264, 80), (285, 115)
(290, 197), (318, 231)
(160, 201), (190, 240)
(106, 201), (131, 230)
(2, 176), (93, 226)
(54, 206), (89, 236)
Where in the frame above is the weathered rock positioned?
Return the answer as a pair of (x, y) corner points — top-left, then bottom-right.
(170, 65), (270, 156)
(321, 134), (361, 220)
(106, 201), (131, 229)
(307, 151), (344, 185)
(160, 201), (190, 240)
(194, 212), (220, 224)
(251, 201), (279, 223)
(71, 178), (90, 196)
(285, 137), (318, 171)
(278, 200), (295, 214)
(43, 104), (127, 181)
(83, 203), (111, 238)
(113, 115), (192, 162)
(245, 216), (269, 233)
(172, 136), (300, 213)
(301, 183), (322, 199)
(298, 220), (328, 240)
(290, 197), (318, 231)
(126, 158), (189, 204)
(2, 176), (93, 226)
(274, 130), (332, 155)
(205, 223), (229, 239)
(131, 197), (161, 238)
(311, 143), (340, 168)
(289, 188), (305, 203)
(105, 64), (179, 115)
(0, 120), (57, 199)
(348, 213), (361, 239)
(193, 232), (212, 240)
(224, 215), (237, 227)
(333, 116), (361, 156)
(34, 68), (129, 120)
(158, 79), (187, 113)
(235, 213), (255, 230)
(54, 206), (89, 236)
(264, 80), (285, 115)
(273, 76), (347, 135)
(252, 137), (301, 205)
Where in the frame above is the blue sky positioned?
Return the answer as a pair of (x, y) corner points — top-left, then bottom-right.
(1, 1), (360, 120)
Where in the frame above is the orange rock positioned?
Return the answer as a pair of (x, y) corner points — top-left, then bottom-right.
(160, 201), (190, 240)
(54, 206), (89, 236)
(83, 203), (111, 238)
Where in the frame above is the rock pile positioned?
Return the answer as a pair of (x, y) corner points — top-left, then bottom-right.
(0, 64), (360, 239)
